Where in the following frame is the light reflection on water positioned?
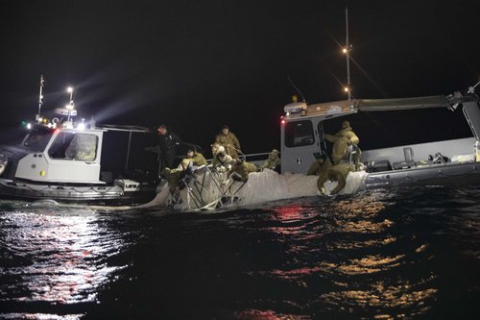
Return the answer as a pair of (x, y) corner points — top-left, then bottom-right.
(0, 186), (479, 319)
(0, 209), (126, 319)
(242, 192), (438, 320)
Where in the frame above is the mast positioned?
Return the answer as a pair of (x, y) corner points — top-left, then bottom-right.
(345, 6), (352, 105)
(36, 75), (44, 120)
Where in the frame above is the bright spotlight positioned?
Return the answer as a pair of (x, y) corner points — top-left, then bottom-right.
(67, 87), (73, 93)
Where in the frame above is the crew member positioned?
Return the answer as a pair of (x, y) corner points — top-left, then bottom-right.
(185, 148), (207, 167)
(229, 159), (257, 182)
(260, 149), (281, 172)
(157, 124), (181, 170)
(215, 125), (242, 159)
(160, 167), (186, 195)
(211, 143), (221, 159)
(317, 163), (355, 195)
(307, 153), (332, 176)
(212, 146), (235, 172)
(182, 148), (207, 170)
(325, 121), (360, 166)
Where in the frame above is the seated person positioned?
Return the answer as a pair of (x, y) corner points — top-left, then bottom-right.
(260, 149), (281, 172)
(228, 159), (257, 182)
(307, 153), (332, 176)
(317, 163), (355, 195)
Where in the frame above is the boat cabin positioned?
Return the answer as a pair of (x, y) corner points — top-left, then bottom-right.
(280, 93), (480, 175)
(3, 122), (153, 185)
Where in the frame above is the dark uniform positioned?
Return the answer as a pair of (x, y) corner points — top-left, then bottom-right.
(158, 127), (181, 170)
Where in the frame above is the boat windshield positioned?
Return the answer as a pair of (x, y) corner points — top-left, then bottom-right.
(23, 126), (54, 150)
(48, 132), (98, 161)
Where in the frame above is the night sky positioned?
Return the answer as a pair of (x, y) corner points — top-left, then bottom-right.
(1, 0), (479, 154)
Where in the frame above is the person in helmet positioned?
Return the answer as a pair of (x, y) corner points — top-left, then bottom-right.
(260, 149), (281, 172)
(307, 153), (332, 176)
(317, 163), (355, 195)
(215, 125), (242, 159)
(325, 121), (360, 165)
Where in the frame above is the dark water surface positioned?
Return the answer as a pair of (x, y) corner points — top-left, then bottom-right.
(0, 186), (479, 319)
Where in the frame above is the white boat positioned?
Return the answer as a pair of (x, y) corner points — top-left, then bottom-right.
(148, 86), (480, 211)
(0, 77), (157, 205)
(280, 89), (480, 188)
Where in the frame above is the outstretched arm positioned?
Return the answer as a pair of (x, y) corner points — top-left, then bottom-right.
(325, 134), (337, 143)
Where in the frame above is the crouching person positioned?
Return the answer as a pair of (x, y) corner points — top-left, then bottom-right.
(317, 163), (355, 195)
(161, 167), (186, 195)
(228, 159), (257, 182)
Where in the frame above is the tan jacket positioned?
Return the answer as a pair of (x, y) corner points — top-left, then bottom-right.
(325, 127), (359, 164)
(307, 158), (333, 176)
(229, 162), (257, 182)
(317, 163), (354, 195)
(215, 132), (241, 159)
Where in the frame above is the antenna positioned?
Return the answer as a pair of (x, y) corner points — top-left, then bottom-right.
(344, 6), (352, 105)
(66, 86), (74, 122)
(287, 76), (307, 103)
(36, 75), (44, 121)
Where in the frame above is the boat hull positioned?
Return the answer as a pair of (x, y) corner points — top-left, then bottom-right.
(365, 162), (480, 189)
(0, 178), (156, 205)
